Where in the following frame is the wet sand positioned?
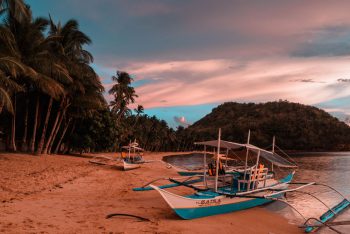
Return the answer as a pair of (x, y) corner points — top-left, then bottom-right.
(0, 152), (301, 233)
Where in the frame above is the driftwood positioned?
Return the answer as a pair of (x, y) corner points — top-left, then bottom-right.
(105, 213), (151, 222)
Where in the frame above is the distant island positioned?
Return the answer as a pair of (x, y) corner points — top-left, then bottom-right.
(182, 101), (350, 151)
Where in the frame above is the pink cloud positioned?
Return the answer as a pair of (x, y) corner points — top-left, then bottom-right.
(110, 57), (350, 108)
(174, 116), (191, 127)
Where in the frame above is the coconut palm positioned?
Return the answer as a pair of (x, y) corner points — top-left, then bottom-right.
(109, 71), (138, 122)
(0, 0), (29, 21)
(43, 17), (104, 154)
(1, 4), (69, 153)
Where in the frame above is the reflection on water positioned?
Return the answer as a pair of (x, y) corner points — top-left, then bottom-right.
(270, 153), (350, 234)
(164, 152), (350, 233)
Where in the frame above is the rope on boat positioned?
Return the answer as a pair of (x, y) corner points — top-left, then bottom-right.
(105, 213), (151, 222)
(269, 198), (308, 222)
(274, 145), (298, 166)
(313, 183), (349, 201)
(303, 217), (343, 234)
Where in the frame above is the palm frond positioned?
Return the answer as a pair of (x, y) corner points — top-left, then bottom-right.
(52, 63), (73, 84)
(0, 27), (19, 57)
(0, 56), (25, 77)
(0, 72), (24, 92)
(0, 86), (13, 113)
(32, 73), (65, 100)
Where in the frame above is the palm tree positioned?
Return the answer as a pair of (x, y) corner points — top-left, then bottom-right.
(43, 17), (104, 154)
(109, 71), (138, 122)
(1, 4), (69, 153)
(0, 0), (29, 21)
(132, 104), (144, 128)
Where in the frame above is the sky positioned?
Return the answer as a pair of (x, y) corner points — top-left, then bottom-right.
(26, 0), (350, 127)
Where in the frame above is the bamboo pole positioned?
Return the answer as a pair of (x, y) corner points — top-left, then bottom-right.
(215, 128), (221, 192)
(272, 136), (275, 171)
(203, 145), (207, 187)
(243, 130), (251, 181)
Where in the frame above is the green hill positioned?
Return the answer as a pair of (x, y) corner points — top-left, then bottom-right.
(186, 101), (350, 151)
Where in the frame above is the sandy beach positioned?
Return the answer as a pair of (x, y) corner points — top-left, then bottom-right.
(0, 152), (301, 234)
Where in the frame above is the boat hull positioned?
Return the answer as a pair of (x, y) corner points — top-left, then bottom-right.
(123, 160), (141, 170)
(149, 173), (293, 219)
(174, 197), (274, 219)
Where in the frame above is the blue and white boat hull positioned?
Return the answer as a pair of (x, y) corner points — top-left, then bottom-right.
(149, 176), (291, 219)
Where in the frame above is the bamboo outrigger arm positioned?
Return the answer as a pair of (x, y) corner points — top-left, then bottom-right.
(133, 175), (204, 191)
(263, 182), (316, 198)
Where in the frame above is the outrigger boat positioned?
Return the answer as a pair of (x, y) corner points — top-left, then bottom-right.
(121, 141), (145, 171)
(89, 140), (145, 171)
(133, 129), (350, 233)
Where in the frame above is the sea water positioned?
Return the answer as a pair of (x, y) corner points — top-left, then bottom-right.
(163, 152), (350, 233)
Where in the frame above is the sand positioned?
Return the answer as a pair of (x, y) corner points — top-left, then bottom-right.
(0, 152), (302, 234)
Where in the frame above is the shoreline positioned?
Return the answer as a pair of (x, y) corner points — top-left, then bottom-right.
(0, 152), (301, 233)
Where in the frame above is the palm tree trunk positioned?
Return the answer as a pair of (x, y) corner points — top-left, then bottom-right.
(30, 95), (40, 154)
(42, 110), (60, 154)
(0, 103), (3, 114)
(42, 98), (64, 154)
(132, 115), (140, 128)
(10, 94), (17, 152)
(36, 97), (53, 155)
(47, 109), (65, 154)
(48, 99), (70, 154)
(54, 118), (71, 154)
(21, 98), (29, 151)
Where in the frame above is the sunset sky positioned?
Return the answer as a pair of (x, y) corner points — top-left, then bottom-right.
(27, 0), (350, 127)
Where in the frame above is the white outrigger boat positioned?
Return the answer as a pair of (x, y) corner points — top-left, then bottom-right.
(89, 140), (145, 171)
(121, 141), (145, 171)
(134, 129), (350, 233)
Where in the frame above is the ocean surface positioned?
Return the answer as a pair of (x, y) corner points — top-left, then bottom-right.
(163, 152), (350, 234)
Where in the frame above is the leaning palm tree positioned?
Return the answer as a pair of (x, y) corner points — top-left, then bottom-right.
(43, 17), (105, 154)
(2, 5), (68, 153)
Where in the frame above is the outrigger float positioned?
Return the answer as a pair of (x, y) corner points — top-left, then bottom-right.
(133, 129), (350, 233)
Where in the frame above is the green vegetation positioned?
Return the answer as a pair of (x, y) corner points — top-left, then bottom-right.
(0, 0), (175, 154)
(185, 101), (350, 151)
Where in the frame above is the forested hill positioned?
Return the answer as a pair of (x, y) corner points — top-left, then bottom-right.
(186, 101), (350, 151)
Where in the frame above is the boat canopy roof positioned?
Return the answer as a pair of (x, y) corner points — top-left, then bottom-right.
(194, 140), (245, 150)
(122, 145), (144, 151)
(195, 140), (297, 168)
(247, 144), (297, 168)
